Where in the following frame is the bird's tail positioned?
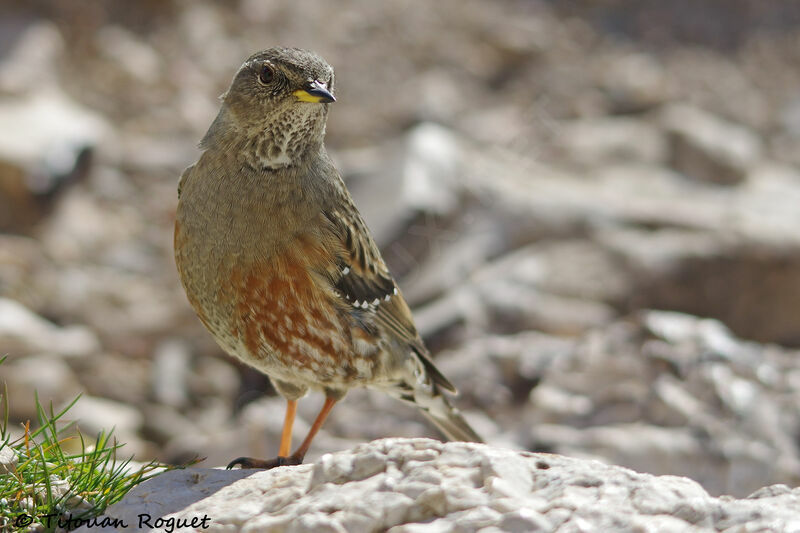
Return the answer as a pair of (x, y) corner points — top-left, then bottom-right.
(416, 392), (483, 443)
(381, 358), (483, 442)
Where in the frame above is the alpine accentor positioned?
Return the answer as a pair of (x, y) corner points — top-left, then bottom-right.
(174, 47), (481, 468)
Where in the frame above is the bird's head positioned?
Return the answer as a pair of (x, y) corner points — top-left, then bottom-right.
(205, 47), (336, 169)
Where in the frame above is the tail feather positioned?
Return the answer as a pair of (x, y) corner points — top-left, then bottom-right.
(418, 394), (483, 443)
(382, 381), (483, 443)
(379, 346), (483, 442)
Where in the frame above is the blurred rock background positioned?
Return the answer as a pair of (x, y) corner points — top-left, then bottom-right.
(2, 0), (800, 499)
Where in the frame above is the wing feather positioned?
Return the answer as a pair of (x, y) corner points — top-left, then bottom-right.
(320, 200), (456, 394)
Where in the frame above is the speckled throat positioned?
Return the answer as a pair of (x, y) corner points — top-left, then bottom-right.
(241, 104), (327, 170)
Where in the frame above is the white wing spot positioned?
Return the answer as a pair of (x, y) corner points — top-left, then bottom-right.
(342, 267), (350, 275)
(393, 287), (398, 295)
(384, 294), (391, 301)
(353, 300), (361, 307)
(360, 301), (370, 309)
(372, 298), (380, 306)
(354, 357), (372, 375)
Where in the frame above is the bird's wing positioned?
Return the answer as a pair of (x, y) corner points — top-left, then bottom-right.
(319, 197), (457, 394)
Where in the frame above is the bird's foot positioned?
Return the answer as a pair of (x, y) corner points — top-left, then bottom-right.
(226, 455), (303, 470)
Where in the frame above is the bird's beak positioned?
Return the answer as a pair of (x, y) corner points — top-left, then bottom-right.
(293, 80), (336, 104)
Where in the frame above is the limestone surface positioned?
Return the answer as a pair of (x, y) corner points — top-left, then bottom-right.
(77, 439), (800, 533)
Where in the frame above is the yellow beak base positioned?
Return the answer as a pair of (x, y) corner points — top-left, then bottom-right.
(293, 89), (324, 103)
(292, 86), (335, 104)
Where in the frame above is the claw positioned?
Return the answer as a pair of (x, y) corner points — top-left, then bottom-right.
(226, 455), (303, 469)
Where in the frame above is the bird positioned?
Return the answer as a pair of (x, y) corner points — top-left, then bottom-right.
(174, 47), (482, 469)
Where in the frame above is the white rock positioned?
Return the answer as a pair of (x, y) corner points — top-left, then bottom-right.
(2, 355), (84, 421)
(64, 396), (145, 457)
(312, 452), (355, 485)
(0, 445), (16, 474)
(151, 339), (191, 408)
(347, 123), (462, 246)
(75, 439), (800, 533)
(0, 87), (110, 181)
(481, 450), (533, 494)
(558, 117), (667, 166)
(661, 104), (762, 185)
(95, 26), (163, 84)
(461, 135), (800, 246)
(500, 508), (551, 533)
(401, 123), (462, 216)
(0, 298), (100, 357)
(351, 448), (388, 480)
(0, 21), (64, 92)
(601, 52), (668, 112)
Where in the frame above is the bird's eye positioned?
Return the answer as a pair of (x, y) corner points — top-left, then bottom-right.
(258, 64), (275, 85)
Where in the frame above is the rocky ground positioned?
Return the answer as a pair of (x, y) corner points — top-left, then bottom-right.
(2, 0), (800, 516)
(76, 439), (800, 533)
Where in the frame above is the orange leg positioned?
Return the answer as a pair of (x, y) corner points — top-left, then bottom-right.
(289, 396), (337, 462)
(227, 395), (338, 469)
(278, 399), (297, 457)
